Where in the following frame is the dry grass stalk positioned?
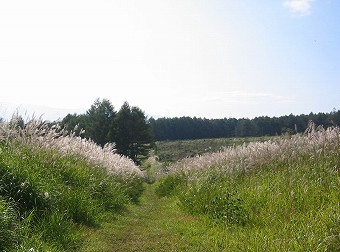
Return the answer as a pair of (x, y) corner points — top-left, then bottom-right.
(0, 116), (142, 177)
(168, 122), (340, 175)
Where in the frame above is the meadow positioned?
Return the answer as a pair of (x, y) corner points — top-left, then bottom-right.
(155, 122), (340, 251)
(154, 136), (273, 163)
(1, 117), (339, 251)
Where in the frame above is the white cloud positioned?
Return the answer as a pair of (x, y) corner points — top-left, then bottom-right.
(283, 0), (314, 16)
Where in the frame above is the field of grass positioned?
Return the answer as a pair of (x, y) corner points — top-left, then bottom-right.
(1, 117), (339, 251)
(155, 123), (340, 251)
(154, 136), (274, 163)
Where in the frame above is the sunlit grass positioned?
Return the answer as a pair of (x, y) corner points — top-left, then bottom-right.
(0, 118), (144, 251)
(156, 123), (340, 250)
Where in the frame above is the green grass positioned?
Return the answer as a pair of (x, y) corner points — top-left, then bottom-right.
(155, 136), (274, 163)
(2, 121), (339, 251)
(0, 198), (20, 251)
(82, 129), (340, 251)
(83, 153), (340, 251)
(155, 153), (340, 251)
(80, 184), (253, 252)
(0, 142), (144, 251)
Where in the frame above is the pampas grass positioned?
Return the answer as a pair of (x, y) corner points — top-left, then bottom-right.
(0, 114), (145, 251)
(167, 121), (340, 176)
(156, 122), (340, 250)
(0, 115), (142, 177)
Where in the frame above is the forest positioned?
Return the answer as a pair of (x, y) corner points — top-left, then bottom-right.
(149, 109), (340, 140)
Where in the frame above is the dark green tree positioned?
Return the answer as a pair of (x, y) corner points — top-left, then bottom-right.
(115, 102), (154, 164)
(85, 98), (116, 147)
(235, 119), (258, 137)
(60, 113), (87, 135)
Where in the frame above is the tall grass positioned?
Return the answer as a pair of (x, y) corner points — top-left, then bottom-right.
(156, 122), (340, 250)
(0, 116), (142, 176)
(0, 198), (20, 251)
(167, 122), (340, 176)
(0, 117), (144, 251)
(155, 136), (273, 163)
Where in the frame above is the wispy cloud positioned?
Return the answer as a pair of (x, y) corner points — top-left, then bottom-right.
(283, 0), (314, 16)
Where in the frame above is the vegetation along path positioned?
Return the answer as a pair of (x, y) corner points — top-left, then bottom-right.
(81, 184), (223, 252)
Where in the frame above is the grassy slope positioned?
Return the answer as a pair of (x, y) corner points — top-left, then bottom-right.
(0, 119), (146, 251)
(0, 143), (143, 251)
(152, 156), (339, 251)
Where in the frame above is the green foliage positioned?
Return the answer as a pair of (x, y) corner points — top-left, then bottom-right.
(85, 98), (116, 147)
(0, 162), (50, 214)
(60, 99), (154, 164)
(90, 178), (128, 211)
(140, 154), (165, 183)
(150, 110), (340, 141)
(122, 176), (145, 204)
(115, 102), (154, 164)
(36, 212), (80, 251)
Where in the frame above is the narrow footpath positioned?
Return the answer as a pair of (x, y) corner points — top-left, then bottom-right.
(81, 184), (220, 252)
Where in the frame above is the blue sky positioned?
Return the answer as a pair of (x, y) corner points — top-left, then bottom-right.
(0, 0), (339, 121)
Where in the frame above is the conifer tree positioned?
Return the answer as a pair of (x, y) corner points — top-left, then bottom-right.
(115, 102), (154, 164)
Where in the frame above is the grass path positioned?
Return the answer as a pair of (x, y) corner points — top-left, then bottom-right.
(80, 184), (219, 252)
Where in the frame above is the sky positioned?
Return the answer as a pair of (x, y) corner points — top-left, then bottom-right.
(0, 0), (339, 121)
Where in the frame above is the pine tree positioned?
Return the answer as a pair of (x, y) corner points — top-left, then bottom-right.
(115, 102), (154, 164)
(85, 98), (116, 147)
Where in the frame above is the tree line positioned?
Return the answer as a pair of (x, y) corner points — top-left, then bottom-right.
(59, 99), (154, 165)
(149, 109), (340, 141)
(3, 100), (339, 164)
